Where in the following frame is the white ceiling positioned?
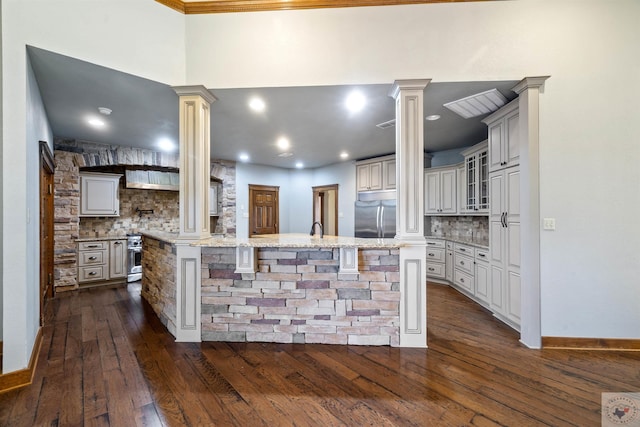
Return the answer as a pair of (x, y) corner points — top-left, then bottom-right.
(28, 46), (518, 169)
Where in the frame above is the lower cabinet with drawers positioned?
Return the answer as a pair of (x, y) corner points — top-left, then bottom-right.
(77, 239), (127, 287)
(426, 238), (518, 330)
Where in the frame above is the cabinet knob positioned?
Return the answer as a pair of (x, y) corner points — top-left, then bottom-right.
(460, 278), (465, 283)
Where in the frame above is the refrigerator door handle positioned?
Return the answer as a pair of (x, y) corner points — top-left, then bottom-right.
(379, 205), (385, 238)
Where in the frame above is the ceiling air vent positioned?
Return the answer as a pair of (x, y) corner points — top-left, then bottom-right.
(443, 88), (507, 119)
(376, 119), (396, 129)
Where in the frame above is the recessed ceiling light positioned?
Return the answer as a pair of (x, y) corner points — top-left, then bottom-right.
(340, 152), (349, 159)
(278, 152), (293, 158)
(277, 137), (290, 150)
(98, 107), (112, 115)
(248, 97), (265, 112)
(425, 115), (441, 121)
(88, 118), (105, 127)
(345, 90), (366, 113)
(239, 153), (250, 162)
(295, 162), (304, 169)
(157, 138), (176, 152)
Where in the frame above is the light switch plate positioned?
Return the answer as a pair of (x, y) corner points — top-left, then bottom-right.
(543, 218), (556, 230)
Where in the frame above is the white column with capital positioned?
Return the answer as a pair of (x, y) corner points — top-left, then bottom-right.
(390, 79), (430, 348)
(172, 85), (216, 342)
(512, 76), (549, 349)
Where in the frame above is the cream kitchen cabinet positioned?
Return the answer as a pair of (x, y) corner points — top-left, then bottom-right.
(79, 172), (122, 217)
(489, 166), (521, 330)
(78, 239), (127, 287)
(474, 247), (490, 306)
(483, 99), (519, 173)
(460, 140), (489, 214)
(425, 166), (457, 215)
(356, 155), (395, 192)
(425, 239), (446, 280)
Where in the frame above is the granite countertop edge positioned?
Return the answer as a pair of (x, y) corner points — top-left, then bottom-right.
(76, 235), (128, 242)
(425, 235), (489, 249)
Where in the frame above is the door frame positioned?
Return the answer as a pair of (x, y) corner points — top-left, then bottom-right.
(39, 141), (55, 325)
(312, 184), (339, 235)
(248, 184), (280, 236)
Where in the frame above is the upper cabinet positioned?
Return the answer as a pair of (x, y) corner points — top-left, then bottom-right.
(460, 140), (489, 214)
(356, 155), (396, 192)
(483, 99), (519, 173)
(424, 166), (457, 215)
(79, 172), (122, 217)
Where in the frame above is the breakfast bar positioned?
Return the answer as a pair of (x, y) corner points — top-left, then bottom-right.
(141, 232), (405, 346)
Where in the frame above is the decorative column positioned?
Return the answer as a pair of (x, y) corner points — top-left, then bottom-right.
(389, 79), (430, 348)
(511, 76), (549, 349)
(172, 85), (216, 342)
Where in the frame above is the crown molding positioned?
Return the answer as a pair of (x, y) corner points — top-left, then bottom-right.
(156, 0), (489, 15)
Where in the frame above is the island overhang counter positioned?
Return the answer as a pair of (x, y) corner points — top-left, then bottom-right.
(141, 232), (406, 346)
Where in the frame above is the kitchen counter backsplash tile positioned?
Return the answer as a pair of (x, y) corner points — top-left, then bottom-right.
(426, 216), (488, 243)
(79, 187), (179, 237)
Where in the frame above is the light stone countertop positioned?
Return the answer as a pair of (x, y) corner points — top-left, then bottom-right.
(140, 232), (406, 249)
(425, 235), (489, 249)
(193, 233), (406, 249)
(76, 235), (127, 242)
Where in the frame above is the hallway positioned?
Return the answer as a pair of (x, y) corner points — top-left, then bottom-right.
(1, 282), (638, 426)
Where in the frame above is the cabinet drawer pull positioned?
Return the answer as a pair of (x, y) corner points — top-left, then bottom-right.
(88, 271), (97, 276)
(114, 241), (122, 245)
(428, 268), (434, 272)
(86, 245), (100, 248)
(427, 242), (437, 246)
(459, 248), (466, 252)
(478, 253), (486, 258)
(428, 253), (435, 257)
(88, 256), (97, 260)
(460, 261), (465, 265)
(460, 278), (465, 283)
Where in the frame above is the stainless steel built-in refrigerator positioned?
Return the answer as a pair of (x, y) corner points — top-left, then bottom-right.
(354, 199), (396, 238)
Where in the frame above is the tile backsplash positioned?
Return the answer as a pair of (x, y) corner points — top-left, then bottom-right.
(79, 187), (179, 237)
(425, 216), (489, 242)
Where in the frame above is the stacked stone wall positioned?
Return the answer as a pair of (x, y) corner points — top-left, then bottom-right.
(201, 247), (400, 346)
(53, 151), (80, 290)
(141, 236), (177, 335)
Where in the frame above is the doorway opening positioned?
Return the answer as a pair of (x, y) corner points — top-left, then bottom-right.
(312, 184), (338, 236)
(39, 141), (55, 325)
(248, 184), (279, 236)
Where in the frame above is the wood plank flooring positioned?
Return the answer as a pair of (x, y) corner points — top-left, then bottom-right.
(1, 281), (638, 426)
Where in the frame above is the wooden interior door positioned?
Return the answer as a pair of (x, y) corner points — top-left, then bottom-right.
(249, 185), (279, 236)
(39, 141), (55, 325)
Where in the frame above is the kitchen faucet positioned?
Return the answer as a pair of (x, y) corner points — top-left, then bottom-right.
(310, 221), (324, 238)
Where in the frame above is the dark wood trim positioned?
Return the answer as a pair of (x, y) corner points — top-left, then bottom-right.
(39, 141), (55, 174)
(157, 0), (489, 14)
(542, 336), (640, 351)
(0, 328), (43, 393)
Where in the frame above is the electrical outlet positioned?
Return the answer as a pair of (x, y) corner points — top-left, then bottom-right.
(543, 218), (556, 231)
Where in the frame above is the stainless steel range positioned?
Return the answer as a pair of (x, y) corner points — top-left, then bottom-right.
(127, 233), (142, 282)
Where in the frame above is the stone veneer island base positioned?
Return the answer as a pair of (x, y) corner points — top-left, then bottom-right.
(141, 232), (404, 346)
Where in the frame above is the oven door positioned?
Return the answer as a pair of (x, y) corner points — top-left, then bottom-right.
(128, 246), (142, 274)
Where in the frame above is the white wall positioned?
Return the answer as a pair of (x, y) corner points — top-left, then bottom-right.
(1, 0), (186, 372)
(186, 1), (640, 339)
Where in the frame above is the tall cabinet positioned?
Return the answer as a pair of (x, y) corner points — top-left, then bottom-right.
(483, 100), (521, 330)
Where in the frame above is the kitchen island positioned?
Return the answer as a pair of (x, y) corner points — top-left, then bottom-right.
(141, 232), (405, 346)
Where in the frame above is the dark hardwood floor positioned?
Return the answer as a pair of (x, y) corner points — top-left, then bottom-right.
(1, 282), (638, 426)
